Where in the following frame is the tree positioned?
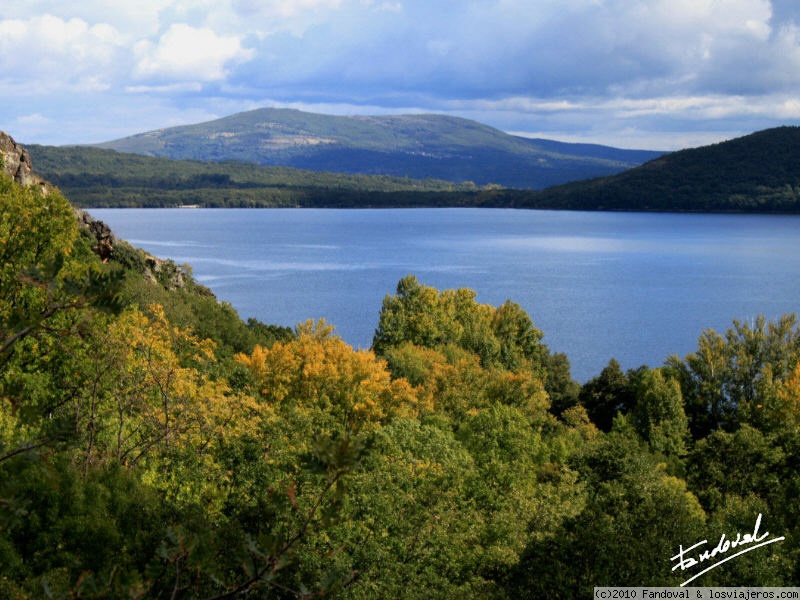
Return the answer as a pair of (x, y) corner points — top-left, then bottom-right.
(544, 351), (581, 417)
(687, 425), (785, 513)
(508, 430), (706, 596)
(759, 361), (800, 432)
(665, 314), (800, 437)
(630, 368), (689, 459)
(318, 418), (488, 598)
(236, 319), (419, 434)
(579, 359), (635, 431)
(373, 276), (549, 374)
(0, 174), (118, 363)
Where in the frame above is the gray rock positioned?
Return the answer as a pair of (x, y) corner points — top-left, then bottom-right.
(0, 130), (187, 287)
(75, 209), (116, 263)
(0, 131), (47, 192)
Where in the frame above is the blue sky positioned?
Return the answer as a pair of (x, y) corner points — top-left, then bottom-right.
(2, 0), (800, 150)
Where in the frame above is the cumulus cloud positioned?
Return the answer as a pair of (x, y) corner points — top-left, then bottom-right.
(3, 0), (169, 38)
(243, 0), (343, 18)
(0, 14), (124, 90)
(2, 0), (800, 147)
(133, 23), (254, 82)
(217, 0), (799, 106)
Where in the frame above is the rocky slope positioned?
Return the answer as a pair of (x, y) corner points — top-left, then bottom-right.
(1, 130), (185, 284)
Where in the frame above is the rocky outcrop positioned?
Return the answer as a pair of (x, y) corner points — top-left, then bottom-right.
(75, 209), (116, 263)
(0, 131), (47, 192)
(1, 130), (189, 288)
(75, 210), (187, 287)
(0, 130), (114, 264)
(144, 254), (187, 290)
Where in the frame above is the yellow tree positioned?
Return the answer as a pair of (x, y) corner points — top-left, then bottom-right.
(382, 340), (550, 425)
(65, 304), (262, 512)
(758, 361), (800, 432)
(112, 305), (258, 453)
(236, 319), (418, 433)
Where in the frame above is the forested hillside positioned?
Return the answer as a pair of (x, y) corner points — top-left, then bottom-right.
(27, 144), (483, 208)
(2, 165), (800, 597)
(529, 126), (800, 212)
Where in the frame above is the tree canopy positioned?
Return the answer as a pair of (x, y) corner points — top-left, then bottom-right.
(1, 172), (799, 598)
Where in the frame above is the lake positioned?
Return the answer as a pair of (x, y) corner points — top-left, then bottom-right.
(89, 208), (800, 382)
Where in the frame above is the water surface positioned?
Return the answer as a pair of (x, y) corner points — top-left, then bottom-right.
(90, 208), (800, 382)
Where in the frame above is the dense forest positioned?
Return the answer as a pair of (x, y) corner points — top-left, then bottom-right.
(27, 144), (487, 208)
(28, 126), (800, 212)
(530, 126), (800, 212)
(2, 172), (800, 598)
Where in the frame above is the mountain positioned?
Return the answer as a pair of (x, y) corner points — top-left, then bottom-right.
(95, 108), (663, 189)
(526, 126), (800, 212)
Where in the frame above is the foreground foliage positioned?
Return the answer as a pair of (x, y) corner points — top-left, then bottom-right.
(1, 174), (799, 598)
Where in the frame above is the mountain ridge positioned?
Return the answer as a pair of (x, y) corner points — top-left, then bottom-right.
(95, 108), (663, 189)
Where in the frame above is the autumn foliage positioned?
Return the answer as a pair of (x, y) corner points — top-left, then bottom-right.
(2, 173), (800, 598)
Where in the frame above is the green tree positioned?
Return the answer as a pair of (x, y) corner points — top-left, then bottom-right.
(545, 351), (581, 417)
(508, 430), (706, 597)
(687, 425), (785, 513)
(579, 359), (636, 431)
(0, 174), (91, 361)
(630, 368), (689, 459)
(373, 275), (550, 374)
(665, 314), (800, 437)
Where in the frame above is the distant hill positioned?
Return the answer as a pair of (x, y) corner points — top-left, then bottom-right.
(526, 126), (800, 212)
(95, 108), (663, 189)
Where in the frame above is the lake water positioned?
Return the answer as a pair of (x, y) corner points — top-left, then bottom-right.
(89, 208), (800, 382)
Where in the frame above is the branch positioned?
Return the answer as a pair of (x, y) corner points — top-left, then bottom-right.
(203, 468), (348, 600)
(0, 438), (50, 463)
(0, 300), (83, 356)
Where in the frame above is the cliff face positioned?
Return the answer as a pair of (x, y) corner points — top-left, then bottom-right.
(0, 131), (47, 192)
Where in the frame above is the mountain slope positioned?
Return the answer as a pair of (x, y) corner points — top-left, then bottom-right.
(526, 126), (800, 212)
(96, 108), (663, 189)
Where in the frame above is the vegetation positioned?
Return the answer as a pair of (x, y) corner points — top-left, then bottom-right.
(28, 144), (482, 208)
(529, 126), (800, 212)
(2, 172), (800, 598)
(31, 125), (800, 212)
(92, 108), (660, 189)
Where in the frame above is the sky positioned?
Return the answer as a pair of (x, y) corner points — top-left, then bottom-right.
(2, 0), (800, 151)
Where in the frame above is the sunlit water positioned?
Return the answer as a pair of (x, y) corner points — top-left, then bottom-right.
(89, 208), (800, 382)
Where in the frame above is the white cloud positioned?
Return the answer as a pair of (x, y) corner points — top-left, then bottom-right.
(125, 82), (204, 93)
(2, 0), (800, 149)
(16, 113), (51, 126)
(0, 14), (124, 86)
(223, 0), (348, 36)
(4, 0), (171, 36)
(258, 0), (344, 18)
(133, 23), (254, 82)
